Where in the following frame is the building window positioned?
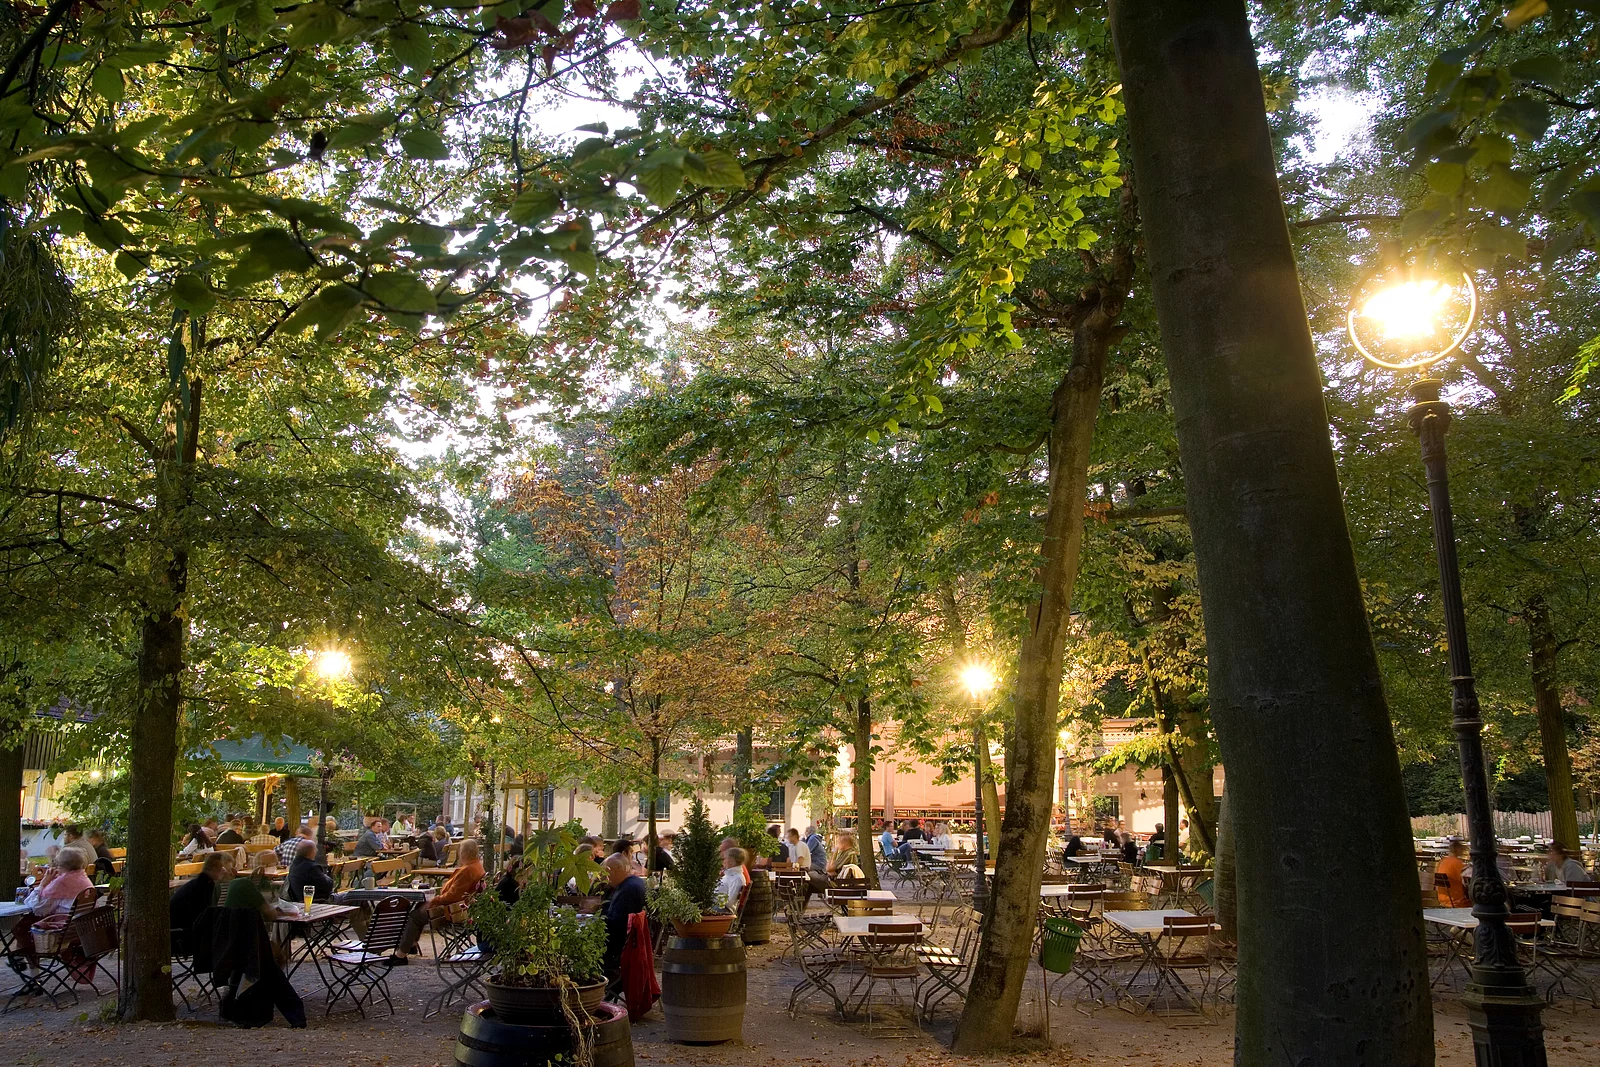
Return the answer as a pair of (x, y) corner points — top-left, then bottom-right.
(531, 787), (556, 819)
(762, 785), (785, 819)
(639, 792), (670, 820)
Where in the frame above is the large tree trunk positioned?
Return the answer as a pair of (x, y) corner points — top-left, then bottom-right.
(953, 246), (1132, 1049)
(120, 376), (201, 1023)
(0, 736), (21, 900)
(1527, 597), (1579, 849)
(1109, 3), (1431, 1062)
(853, 695), (879, 889)
(602, 793), (620, 839)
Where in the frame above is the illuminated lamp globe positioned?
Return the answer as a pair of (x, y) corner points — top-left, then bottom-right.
(314, 648), (353, 681)
(960, 663), (996, 700)
(1346, 269), (1477, 373)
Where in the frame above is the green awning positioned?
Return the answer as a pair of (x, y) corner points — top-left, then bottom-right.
(210, 736), (318, 775)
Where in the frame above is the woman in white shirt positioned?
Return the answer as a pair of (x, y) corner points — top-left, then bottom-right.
(715, 846), (750, 910)
(929, 823), (954, 850)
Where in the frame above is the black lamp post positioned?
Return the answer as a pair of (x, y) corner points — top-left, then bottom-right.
(1350, 273), (1547, 1065)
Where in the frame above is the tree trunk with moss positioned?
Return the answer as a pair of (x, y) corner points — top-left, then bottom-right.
(953, 227), (1135, 1050)
(1528, 597), (1579, 850)
(1110, 3), (1431, 1061)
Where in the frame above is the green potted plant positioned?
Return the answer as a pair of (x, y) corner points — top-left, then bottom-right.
(658, 796), (734, 937)
(725, 792), (782, 944)
(469, 827), (608, 1025)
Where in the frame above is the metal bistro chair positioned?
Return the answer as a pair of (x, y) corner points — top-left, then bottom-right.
(423, 921), (488, 1018)
(324, 895), (412, 1017)
(844, 920), (925, 1033)
(915, 907), (979, 1022)
(4, 887), (101, 1011)
(1136, 915), (1215, 1018)
(778, 878), (832, 960)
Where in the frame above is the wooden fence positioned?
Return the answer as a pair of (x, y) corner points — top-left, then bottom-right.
(1411, 810), (1600, 841)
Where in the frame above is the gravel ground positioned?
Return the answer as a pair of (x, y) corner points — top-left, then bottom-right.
(5, 934), (1599, 1066)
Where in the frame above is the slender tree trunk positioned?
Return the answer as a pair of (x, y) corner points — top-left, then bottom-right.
(647, 740), (661, 873)
(732, 726), (753, 805)
(1527, 597), (1579, 849)
(1173, 706), (1217, 856)
(1215, 786), (1235, 940)
(0, 737), (22, 900)
(953, 239), (1134, 1049)
(1110, 4), (1431, 1061)
(602, 794), (620, 839)
(120, 375), (201, 1023)
(1162, 767), (1180, 862)
(974, 721), (1002, 848)
(283, 776), (300, 831)
(853, 696), (879, 889)
(937, 585), (1003, 850)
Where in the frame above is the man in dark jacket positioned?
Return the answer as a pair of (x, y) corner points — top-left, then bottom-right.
(170, 853), (232, 948)
(600, 854), (646, 991)
(284, 839), (334, 903)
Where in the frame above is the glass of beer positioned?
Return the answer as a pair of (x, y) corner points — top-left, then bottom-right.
(303, 885), (316, 912)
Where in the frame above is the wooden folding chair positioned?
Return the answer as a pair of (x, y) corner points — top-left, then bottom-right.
(325, 895), (413, 1017)
(844, 920), (925, 1032)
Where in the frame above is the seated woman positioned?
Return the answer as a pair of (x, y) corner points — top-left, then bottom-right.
(1544, 842), (1594, 884)
(827, 832), (861, 879)
(929, 822), (954, 850)
(12, 847), (93, 975)
(178, 822), (212, 857)
(716, 846), (750, 912)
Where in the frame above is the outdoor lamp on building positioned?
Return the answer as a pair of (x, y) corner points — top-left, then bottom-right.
(960, 663), (996, 905)
(1347, 265), (1546, 1064)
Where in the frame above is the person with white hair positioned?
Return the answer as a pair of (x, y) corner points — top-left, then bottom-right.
(13, 846), (93, 973)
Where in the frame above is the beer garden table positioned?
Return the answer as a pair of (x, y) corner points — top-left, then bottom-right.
(271, 902), (362, 988)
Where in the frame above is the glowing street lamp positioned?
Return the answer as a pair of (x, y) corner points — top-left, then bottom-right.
(1347, 268), (1545, 1062)
(313, 647), (353, 681)
(960, 662), (997, 906)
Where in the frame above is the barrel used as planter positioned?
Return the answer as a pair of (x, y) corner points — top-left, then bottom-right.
(456, 999), (633, 1067)
(741, 870), (773, 945)
(660, 934), (746, 1044)
(483, 977), (606, 1025)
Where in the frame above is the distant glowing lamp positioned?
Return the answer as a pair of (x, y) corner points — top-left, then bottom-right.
(960, 663), (996, 700)
(313, 648), (353, 681)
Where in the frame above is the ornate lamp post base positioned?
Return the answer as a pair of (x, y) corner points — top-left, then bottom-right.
(1463, 965), (1547, 1067)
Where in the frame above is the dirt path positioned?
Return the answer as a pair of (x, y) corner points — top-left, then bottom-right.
(6, 937), (1598, 1066)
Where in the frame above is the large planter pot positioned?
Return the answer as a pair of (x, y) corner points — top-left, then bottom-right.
(671, 913), (735, 939)
(456, 999), (633, 1067)
(482, 977), (607, 1026)
(660, 934), (746, 1044)
(741, 870), (773, 945)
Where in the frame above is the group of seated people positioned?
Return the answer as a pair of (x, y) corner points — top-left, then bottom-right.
(877, 818), (953, 862)
(1434, 837), (1598, 907)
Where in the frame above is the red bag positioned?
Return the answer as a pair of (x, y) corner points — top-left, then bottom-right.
(620, 909), (659, 1022)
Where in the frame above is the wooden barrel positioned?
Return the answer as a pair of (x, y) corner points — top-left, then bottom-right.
(741, 870), (773, 944)
(456, 999), (633, 1067)
(660, 934), (746, 1044)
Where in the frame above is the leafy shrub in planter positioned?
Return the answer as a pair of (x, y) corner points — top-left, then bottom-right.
(671, 796), (726, 913)
(471, 827), (607, 987)
(724, 792), (782, 861)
